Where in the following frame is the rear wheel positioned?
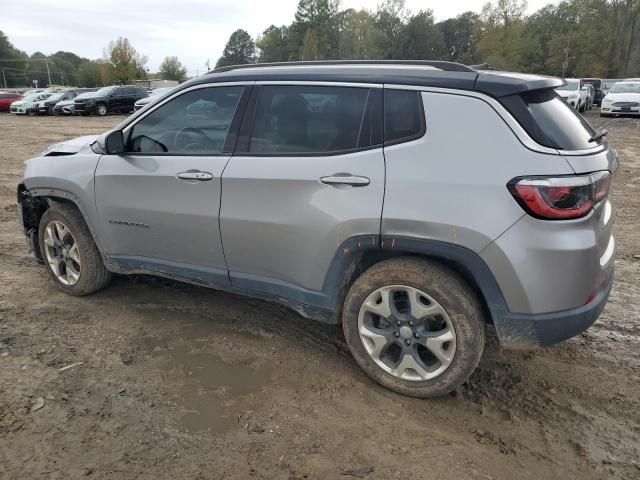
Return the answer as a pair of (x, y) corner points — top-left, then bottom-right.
(38, 204), (112, 296)
(342, 257), (485, 398)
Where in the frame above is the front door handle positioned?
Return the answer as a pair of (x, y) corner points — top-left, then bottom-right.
(177, 170), (213, 181)
(320, 174), (370, 187)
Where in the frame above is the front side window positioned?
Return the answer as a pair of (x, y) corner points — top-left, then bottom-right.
(248, 85), (371, 154)
(128, 86), (243, 155)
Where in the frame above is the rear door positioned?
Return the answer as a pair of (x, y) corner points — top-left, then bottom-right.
(95, 84), (249, 284)
(220, 83), (385, 307)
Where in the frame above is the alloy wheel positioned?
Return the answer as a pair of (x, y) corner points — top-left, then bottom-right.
(358, 285), (456, 381)
(43, 220), (81, 285)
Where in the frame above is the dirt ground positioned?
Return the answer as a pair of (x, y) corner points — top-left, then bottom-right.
(0, 111), (638, 480)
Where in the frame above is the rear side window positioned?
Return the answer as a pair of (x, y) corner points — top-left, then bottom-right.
(384, 89), (425, 144)
(247, 85), (372, 154)
(500, 89), (601, 150)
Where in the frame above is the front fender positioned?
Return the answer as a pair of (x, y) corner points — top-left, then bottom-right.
(21, 152), (103, 251)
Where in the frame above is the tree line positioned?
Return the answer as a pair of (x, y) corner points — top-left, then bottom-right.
(0, 34), (188, 88)
(216, 0), (640, 78)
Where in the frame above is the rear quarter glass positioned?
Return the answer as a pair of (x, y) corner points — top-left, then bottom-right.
(499, 89), (603, 151)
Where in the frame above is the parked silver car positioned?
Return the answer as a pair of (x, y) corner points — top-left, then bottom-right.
(17, 61), (617, 397)
(133, 87), (176, 111)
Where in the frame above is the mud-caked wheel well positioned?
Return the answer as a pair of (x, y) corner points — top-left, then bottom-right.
(336, 249), (493, 326)
(18, 186), (81, 260)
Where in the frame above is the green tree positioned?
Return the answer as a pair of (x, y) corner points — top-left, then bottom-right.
(398, 10), (446, 60)
(257, 25), (292, 62)
(0, 31), (28, 87)
(159, 56), (187, 81)
(291, 0), (340, 59)
(337, 9), (381, 59)
(104, 37), (148, 84)
(215, 29), (256, 68)
(77, 60), (112, 87)
(373, 0), (410, 58)
(437, 12), (480, 64)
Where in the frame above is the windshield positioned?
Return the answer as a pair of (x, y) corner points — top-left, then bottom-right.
(150, 87), (174, 97)
(21, 93), (42, 102)
(47, 92), (65, 102)
(95, 87), (115, 96)
(609, 83), (640, 94)
(556, 80), (580, 91)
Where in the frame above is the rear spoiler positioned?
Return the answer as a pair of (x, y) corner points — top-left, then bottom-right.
(474, 71), (566, 98)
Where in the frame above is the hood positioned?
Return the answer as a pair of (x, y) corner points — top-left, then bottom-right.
(11, 100), (26, 106)
(40, 135), (99, 156)
(55, 100), (74, 106)
(603, 92), (640, 103)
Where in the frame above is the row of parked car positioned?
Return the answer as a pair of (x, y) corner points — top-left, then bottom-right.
(0, 85), (176, 116)
(555, 77), (640, 116)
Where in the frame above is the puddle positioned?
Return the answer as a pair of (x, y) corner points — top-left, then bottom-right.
(149, 343), (273, 434)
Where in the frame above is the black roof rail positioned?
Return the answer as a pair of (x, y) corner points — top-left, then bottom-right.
(211, 60), (475, 74)
(469, 63), (501, 71)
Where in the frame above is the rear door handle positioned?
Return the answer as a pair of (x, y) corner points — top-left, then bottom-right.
(177, 170), (213, 181)
(320, 174), (370, 187)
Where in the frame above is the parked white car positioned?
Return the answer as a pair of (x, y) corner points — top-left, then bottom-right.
(9, 92), (53, 115)
(555, 79), (588, 112)
(601, 81), (640, 117)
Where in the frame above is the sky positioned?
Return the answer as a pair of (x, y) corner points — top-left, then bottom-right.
(1, 0), (556, 77)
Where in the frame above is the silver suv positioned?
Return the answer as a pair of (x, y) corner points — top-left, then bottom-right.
(17, 61), (617, 397)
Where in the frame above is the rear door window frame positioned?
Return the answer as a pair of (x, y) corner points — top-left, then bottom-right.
(234, 83), (383, 157)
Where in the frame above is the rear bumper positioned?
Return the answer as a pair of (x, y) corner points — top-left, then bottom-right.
(494, 271), (613, 348)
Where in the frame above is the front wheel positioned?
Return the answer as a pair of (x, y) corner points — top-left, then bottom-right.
(38, 204), (112, 296)
(342, 257), (485, 398)
(95, 103), (108, 116)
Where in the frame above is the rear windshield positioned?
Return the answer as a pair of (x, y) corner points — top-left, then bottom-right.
(583, 79), (601, 89)
(500, 89), (602, 150)
(555, 80), (580, 91)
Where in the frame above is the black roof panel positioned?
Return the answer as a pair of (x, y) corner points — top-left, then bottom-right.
(178, 62), (564, 98)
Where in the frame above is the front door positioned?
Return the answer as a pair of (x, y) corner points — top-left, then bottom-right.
(94, 84), (248, 285)
(220, 84), (385, 307)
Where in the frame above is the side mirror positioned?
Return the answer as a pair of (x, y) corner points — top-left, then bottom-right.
(105, 130), (125, 154)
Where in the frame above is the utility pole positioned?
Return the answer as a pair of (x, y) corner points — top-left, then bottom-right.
(562, 36), (570, 78)
(1, 68), (6, 89)
(45, 58), (52, 87)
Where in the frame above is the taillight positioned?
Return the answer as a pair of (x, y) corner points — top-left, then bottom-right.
(508, 171), (611, 220)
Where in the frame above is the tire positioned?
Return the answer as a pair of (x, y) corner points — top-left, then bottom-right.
(342, 257), (485, 398)
(95, 103), (108, 116)
(38, 203), (112, 296)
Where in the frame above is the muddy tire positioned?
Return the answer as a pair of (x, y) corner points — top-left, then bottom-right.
(38, 203), (112, 296)
(342, 257), (485, 398)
